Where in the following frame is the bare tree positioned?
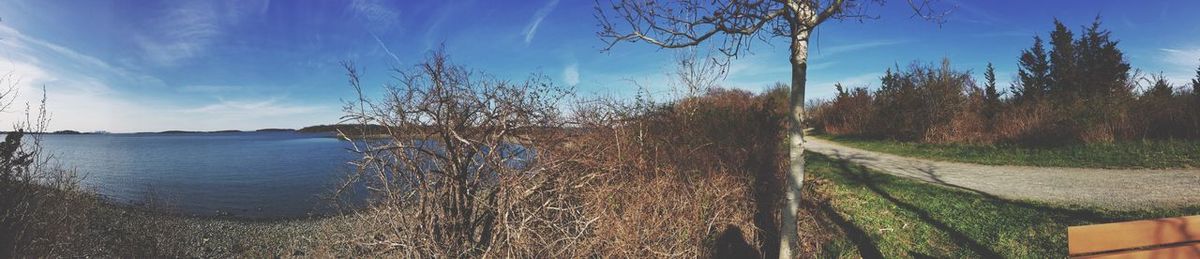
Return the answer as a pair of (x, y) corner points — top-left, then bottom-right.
(595, 0), (948, 257)
(671, 48), (726, 99)
(336, 50), (592, 257)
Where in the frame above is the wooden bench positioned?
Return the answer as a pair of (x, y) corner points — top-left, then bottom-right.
(1068, 215), (1200, 258)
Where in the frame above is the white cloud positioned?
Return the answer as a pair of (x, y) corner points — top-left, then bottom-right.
(350, 0), (400, 33)
(135, 1), (222, 65)
(1161, 48), (1200, 67)
(811, 39), (911, 57)
(563, 62), (580, 86)
(184, 97), (319, 115)
(370, 32), (403, 65)
(522, 0), (560, 45)
(1159, 48), (1200, 84)
(136, 0), (268, 66)
(0, 23), (336, 132)
(808, 72), (883, 99)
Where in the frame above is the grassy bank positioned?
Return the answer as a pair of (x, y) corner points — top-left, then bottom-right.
(815, 135), (1200, 169)
(798, 153), (1200, 257)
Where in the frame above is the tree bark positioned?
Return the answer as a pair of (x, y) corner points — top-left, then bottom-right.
(779, 27), (810, 258)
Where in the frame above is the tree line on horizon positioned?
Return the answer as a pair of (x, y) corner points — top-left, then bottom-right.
(811, 17), (1200, 145)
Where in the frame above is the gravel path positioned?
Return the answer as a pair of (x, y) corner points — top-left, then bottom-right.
(805, 137), (1200, 210)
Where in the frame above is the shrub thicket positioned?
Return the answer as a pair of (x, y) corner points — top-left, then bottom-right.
(810, 17), (1200, 144)
(328, 50), (787, 257)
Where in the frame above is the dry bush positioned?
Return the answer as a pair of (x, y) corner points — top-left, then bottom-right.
(810, 59), (988, 143)
(0, 80), (94, 257)
(1128, 76), (1200, 139)
(926, 88), (991, 144)
(811, 86), (874, 136)
(329, 48), (782, 257)
(327, 50), (595, 257)
(567, 87), (783, 257)
(580, 170), (756, 257)
(992, 101), (1064, 145)
(808, 57), (1200, 145)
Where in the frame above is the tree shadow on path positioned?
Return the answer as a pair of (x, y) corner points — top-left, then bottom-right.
(826, 152), (1004, 258)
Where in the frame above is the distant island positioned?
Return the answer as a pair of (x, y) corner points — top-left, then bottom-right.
(27, 125), (386, 135)
(254, 128), (295, 132)
(297, 124), (388, 135)
(155, 130), (242, 134)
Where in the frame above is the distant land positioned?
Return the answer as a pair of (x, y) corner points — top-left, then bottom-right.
(26, 125), (390, 135)
(297, 124), (388, 134)
(254, 128), (295, 132)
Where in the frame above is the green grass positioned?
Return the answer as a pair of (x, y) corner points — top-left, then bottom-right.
(814, 135), (1200, 169)
(801, 153), (1200, 258)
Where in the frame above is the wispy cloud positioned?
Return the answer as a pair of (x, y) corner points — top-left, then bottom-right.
(1161, 48), (1200, 67)
(0, 23), (333, 132)
(0, 25), (161, 87)
(350, 0), (401, 33)
(135, 0), (268, 66)
(370, 32), (403, 64)
(809, 72), (883, 99)
(178, 85), (241, 94)
(812, 39), (911, 57)
(183, 97), (322, 116)
(1158, 48), (1200, 84)
(971, 30), (1034, 39)
(135, 1), (222, 65)
(946, 0), (1001, 25)
(523, 0), (560, 45)
(563, 62), (580, 86)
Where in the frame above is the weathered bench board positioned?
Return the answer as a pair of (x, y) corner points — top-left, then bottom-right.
(1068, 215), (1200, 258)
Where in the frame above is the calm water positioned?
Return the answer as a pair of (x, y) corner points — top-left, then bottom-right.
(40, 132), (364, 219)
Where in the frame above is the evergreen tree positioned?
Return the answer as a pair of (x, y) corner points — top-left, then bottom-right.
(1145, 74), (1174, 99)
(1016, 36), (1050, 101)
(984, 62), (1000, 101)
(1191, 61), (1200, 97)
(1048, 19), (1076, 98)
(834, 82), (848, 99)
(983, 62), (1001, 118)
(1075, 17), (1130, 98)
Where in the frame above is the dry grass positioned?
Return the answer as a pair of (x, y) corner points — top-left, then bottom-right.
(579, 167), (758, 258)
(322, 68), (784, 256)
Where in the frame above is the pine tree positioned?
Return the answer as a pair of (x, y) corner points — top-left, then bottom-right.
(1191, 61), (1200, 97)
(1017, 36), (1050, 101)
(1075, 16), (1130, 98)
(983, 62), (1001, 118)
(1048, 19), (1076, 99)
(835, 82), (848, 99)
(984, 62), (1000, 101)
(1145, 74), (1174, 99)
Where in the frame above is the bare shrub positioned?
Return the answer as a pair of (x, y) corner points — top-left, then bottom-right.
(568, 87), (782, 257)
(330, 47), (781, 257)
(810, 59), (986, 143)
(330, 50), (590, 257)
(0, 78), (92, 257)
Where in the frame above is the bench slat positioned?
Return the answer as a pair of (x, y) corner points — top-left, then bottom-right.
(1068, 215), (1200, 255)
(1075, 242), (1200, 259)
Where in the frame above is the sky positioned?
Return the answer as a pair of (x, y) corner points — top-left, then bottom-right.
(0, 0), (1197, 132)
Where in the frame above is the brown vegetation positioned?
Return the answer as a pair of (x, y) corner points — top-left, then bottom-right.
(810, 18), (1200, 145)
(327, 50), (789, 257)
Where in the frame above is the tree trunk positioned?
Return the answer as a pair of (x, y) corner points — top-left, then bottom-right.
(779, 28), (810, 259)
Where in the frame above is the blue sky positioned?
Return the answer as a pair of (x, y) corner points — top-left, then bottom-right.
(0, 0), (1197, 132)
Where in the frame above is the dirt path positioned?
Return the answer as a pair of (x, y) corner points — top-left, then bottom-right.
(805, 138), (1200, 210)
